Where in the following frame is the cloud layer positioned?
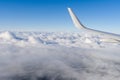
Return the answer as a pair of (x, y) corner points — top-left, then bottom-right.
(0, 31), (120, 80)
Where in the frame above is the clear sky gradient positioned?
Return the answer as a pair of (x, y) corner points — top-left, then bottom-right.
(0, 0), (120, 33)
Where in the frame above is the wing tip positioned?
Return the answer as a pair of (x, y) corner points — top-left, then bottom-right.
(67, 7), (86, 30)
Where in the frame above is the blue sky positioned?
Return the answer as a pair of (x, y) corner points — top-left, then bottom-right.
(0, 0), (120, 33)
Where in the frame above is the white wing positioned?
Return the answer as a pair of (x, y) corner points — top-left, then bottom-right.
(68, 8), (120, 43)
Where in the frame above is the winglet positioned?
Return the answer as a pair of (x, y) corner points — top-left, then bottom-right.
(67, 8), (86, 30)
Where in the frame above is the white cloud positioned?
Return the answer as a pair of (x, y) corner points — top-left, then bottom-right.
(0, 31), (120, 80)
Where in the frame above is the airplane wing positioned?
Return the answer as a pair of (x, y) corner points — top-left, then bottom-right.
(67, 8), (120, 43)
